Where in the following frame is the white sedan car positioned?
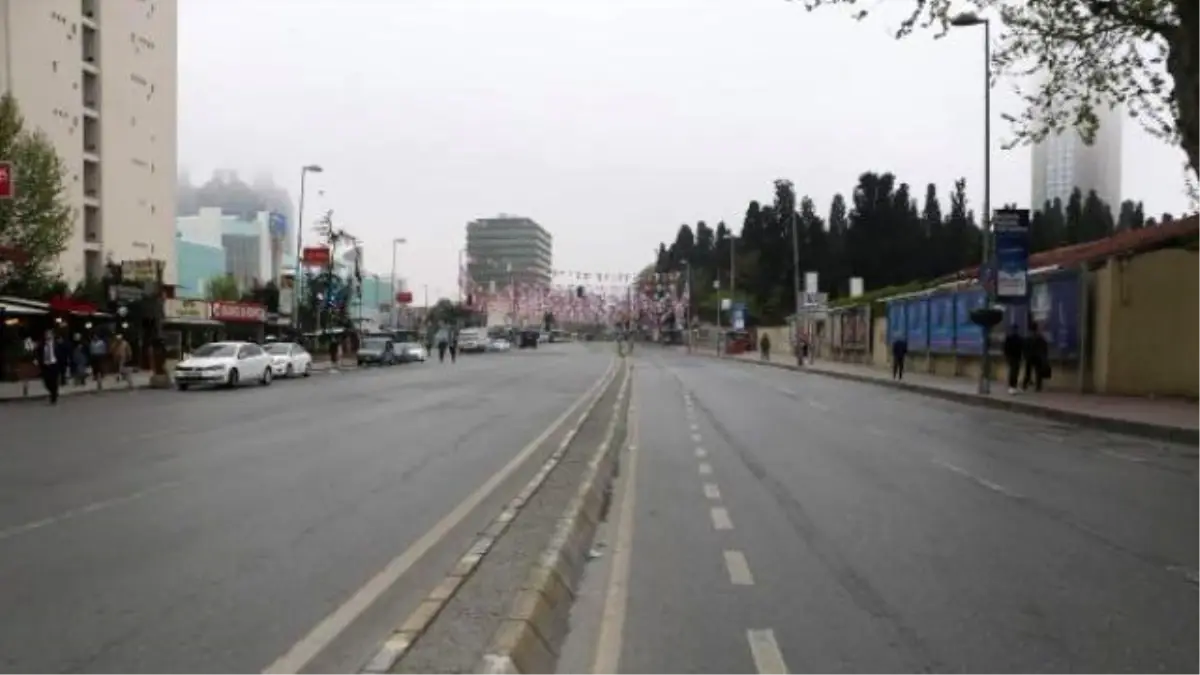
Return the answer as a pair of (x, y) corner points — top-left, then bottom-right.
(264, 341), (313, 378)
(488, 338), (512, 352)
(174, 341), (274, 390)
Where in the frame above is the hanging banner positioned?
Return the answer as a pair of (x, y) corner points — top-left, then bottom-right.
(992, 208), (1030, 303)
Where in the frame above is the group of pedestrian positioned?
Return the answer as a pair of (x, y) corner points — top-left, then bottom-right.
(434, 327), (458, 363)
(1004, 321), (1050, 394)
(32, 329), (132, 404)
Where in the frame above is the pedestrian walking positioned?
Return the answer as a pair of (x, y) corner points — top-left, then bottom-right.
(891, 336), (908, 380)
(35, 329), (62, 404)
(1022, 321), (1050, 392)
(1003, 324), (1023, 394)
(435, 327), (449, 363)
(759, 332), (771, 361)
(89, 334), (108, 388)
(112, 334), (132, 385)
(448, 330), (458, 363)
(71, 339), (88, 386)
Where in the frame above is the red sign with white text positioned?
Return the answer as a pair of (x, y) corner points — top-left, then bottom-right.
(0, 162), (13, 199)
(395, 291), (413, 304)
(211, 301), (266, 323)
(301, 246), (330, 266)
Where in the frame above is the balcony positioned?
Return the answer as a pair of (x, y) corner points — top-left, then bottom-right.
(82, 24), (99, 69)
(83, 204), (102, 245)
(82, 163), (101, 206)
(82, 70), (100, 115)
(82, 116), (100, 161)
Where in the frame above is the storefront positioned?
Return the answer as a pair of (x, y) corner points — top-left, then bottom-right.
(163, 298), (222, 358)
(211, 301), (267, 342)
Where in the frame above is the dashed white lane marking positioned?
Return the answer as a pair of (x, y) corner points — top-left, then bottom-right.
(710, 507), (734, 530)
(689, 422), (699, 432)
(698, 463), (713, 476)
(807, 399), (830, 412)
(0, 480), (181, 543)
(1099, 448), (1149, 464)
(934, 460), (1022, 498)
(691, 433), (703, 443)
(703, 483), (721, 500)
(695, 447), (707, 458)
(723, 550), (755, 585)
(747, 629), (790, 674)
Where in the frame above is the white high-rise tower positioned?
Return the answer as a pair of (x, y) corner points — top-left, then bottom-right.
(1030, 104), (1123, 211)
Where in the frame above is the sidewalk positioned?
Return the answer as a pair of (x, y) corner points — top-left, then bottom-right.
(691, 346), (1198, 444)
(0, 371), (153, 403)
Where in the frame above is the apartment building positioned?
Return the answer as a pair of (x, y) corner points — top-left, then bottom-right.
(0, 0), (178, 284)
(1030, 104), (1123, 212)
(466, 215), (553, 290)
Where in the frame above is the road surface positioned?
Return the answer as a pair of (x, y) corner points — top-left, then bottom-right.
(0, 344), (613, 673)
(563, 348), (1198, 673)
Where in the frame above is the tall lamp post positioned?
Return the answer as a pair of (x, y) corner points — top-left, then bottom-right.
(950, 11), (993, 394)
(389, 237), (407, 328)
(292, 164), (324, 330)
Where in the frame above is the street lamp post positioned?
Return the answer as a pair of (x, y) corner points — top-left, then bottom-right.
(292, 164), (323, 331)
(789, 207), (803, 367)
(389, 237), (407, 328)
(950, 11), (993, 394)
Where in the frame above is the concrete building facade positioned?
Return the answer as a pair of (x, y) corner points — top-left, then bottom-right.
(1030, 105), (1123, 211)
(466, 215), (553, 291)
(0, 0), (177, 284)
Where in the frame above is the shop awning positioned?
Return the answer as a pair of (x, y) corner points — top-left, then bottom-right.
(0, 301), (48, 316)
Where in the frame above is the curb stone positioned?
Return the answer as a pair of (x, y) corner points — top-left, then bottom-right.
(360, 358), (624, 675)
(477, 361), (633, 674)
(699, 351), (1198, 445)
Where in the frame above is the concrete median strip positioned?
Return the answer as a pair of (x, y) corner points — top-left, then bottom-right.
(477, 362), (632, 675)
(360, 358), (626, 675)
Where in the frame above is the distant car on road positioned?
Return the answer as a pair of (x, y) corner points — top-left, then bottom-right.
(518, 330), (540, 349)
(264, 341), (313, 378)
(397, 342), (427, 363)
(175, 341), (274, 390)
(488, 338), (512, 352)
(357, 337), (398, 366)
(458, 328), (489, 353)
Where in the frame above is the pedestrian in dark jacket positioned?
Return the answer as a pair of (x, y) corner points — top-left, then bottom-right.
(891, 337), (908, 380)
(759, 333), (771, 361)
(35, 329), (63, 404)
(1022, 322), (1049, 392)
(1003, 324), (1024, 394)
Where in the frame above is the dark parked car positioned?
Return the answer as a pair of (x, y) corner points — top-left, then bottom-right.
(518, 330), (540, 349)
(357, 337), (398, 366)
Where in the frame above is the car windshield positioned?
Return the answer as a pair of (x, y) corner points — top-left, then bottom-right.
(361, 339), (387, 350)
(191, 343), (237, 358)
(264, 343), (292, 354)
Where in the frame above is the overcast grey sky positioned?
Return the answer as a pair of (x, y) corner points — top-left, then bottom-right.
(178, 0), (1192, 301)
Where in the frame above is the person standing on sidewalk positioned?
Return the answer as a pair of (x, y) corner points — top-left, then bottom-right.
(1022, 321), (1049, 392)
(1003, 324), (1024, 394)
(759, 332), (771, 361)
(891, 335), (908, 380)
(35, 329), (62, 404)
(112, 334), (132, 385)
(89, 334), (108, 388)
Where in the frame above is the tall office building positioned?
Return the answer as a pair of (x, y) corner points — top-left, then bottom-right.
(466, 215), (553, 291)
(1030, 104), (1123, 212)
(0, 0), (178, 284)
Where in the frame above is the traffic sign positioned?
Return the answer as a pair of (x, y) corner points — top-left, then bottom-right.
(0, 162), (12, 199)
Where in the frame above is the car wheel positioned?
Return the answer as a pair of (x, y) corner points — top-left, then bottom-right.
(303, 363), (311, 377)
(227, 369), (240, 388)
(177, 383), (189, 391)
(261, 367), (272, 386)
(285, 364), (294, 378)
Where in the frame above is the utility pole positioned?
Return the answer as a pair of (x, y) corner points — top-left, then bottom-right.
(790, 205), (803, 367)
(684, 261), (693, 353)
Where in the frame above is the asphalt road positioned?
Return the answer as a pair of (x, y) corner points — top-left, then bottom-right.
(565, 348), (1198, 674)
(0, 343), (614, 674)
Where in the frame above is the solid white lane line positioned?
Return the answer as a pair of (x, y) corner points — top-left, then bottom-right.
(263, 359), (618, 674)
(703, 483), (721, 500)
(747, 629), (789, 674)
(808, 399), (830, 412)
(933, 459), (1022, 498)
(698, 463), (713, 476)
(710, 507), (733, 530)
(723, 550), (755, 585)
(695, 447), (707, 458)
(592, 381), (641, 674)
(691, 433), (703, 443)
(0, 481), (182, 543)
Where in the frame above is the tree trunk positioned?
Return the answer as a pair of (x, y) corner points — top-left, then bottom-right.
(1169, 0), (1198, 177)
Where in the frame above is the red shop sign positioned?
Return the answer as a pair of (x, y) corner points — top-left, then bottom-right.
(211, 301), (266, 323)
(301, 246), (331, 266)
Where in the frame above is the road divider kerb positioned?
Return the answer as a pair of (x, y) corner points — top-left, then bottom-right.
(478, 361), (633, 674)
(360, 357), (624, 675)
(695, 350), (1197, 445)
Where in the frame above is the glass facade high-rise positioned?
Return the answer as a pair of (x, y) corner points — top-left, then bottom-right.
(1030, 105), (1123, 211)
(466, 215), (553, 290)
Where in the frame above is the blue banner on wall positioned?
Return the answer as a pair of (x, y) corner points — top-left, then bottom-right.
(954, 288), (986, 354)
(887, 302), (906, 343)
(928, 293), (955, 352)
(1030, 271), (1081, 359)
(906, 298), (928, 351)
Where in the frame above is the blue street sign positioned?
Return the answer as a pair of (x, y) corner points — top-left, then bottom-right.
(992, 208), (1030, 304)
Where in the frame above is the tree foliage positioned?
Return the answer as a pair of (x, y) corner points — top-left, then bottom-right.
(0, 93), (74, 297)
(789, 0), (1198, 178)
(205, 274), (241, 301)
(652, 171), (1168, 325)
